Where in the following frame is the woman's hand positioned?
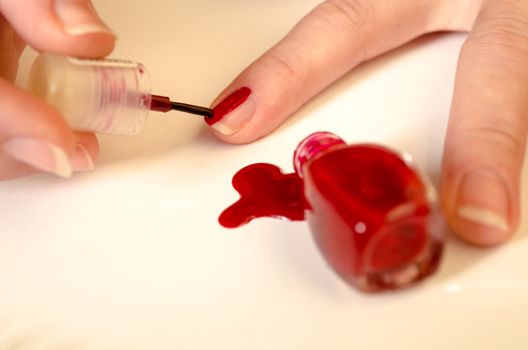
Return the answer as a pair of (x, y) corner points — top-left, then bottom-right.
(0, 0), (115, 180)
(207, 0), (528, 246)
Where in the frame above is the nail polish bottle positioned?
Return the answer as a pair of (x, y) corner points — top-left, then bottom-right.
(293, 132), (445, 292)
(28, 54), (213, 136)
(28, 54), (152, 136)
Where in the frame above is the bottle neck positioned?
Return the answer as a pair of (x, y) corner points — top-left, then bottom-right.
(293, 131), (346, 176)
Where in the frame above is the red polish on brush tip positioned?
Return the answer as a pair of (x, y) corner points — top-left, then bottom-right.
(207, 87), (251, 126)
(219, 131), (445, 292)
(150, 95), (213, 118)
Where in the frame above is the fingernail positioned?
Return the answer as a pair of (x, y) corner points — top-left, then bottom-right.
(71, 144), (95, 172)
(54, 0), (115, 36)
(456, 170), (510, 232)
(207, 87), (255, 135)
(3, 138), (72, 178)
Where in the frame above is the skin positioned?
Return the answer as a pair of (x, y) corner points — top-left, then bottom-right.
(0, 0), (114, 178)
(1, 0), (527, 246)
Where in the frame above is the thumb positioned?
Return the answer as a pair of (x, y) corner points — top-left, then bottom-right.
(0, 0), (115, 57)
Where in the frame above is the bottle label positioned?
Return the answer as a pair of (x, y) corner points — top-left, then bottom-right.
(67, 56), (140, 69)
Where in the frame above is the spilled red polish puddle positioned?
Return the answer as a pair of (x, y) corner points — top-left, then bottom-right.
(219, 163), (307, 228)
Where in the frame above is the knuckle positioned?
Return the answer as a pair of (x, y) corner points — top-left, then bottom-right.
(260, 51), (299, 81)
(464, 125), (526, 163)
(310, 0), (374, 60)
(466, 7), (528, 63)
(316, 0), (374, 32)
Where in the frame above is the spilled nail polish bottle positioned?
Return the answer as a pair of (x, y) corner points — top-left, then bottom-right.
(220, 131), (445, 292)
(293, 132), (444, 292)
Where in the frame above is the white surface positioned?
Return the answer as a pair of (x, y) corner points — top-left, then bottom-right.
(2, 0), (528, 349)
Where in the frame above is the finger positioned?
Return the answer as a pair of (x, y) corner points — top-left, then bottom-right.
(0, 132), (97, 180)
(0, 0), (115, 58)
(71, 131), (97, 172)
(0, 78), (96, 180)
(441, 0), (528, 246)
(0, 15), (22, 81)
(205, 0), (481, 143)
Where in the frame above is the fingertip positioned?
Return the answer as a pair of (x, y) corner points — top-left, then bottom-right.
(71, 132), (98, 172)
(441, 170), (518, 247)
(2, 0), (116, 58)
(28, 31), (116, 59)
(60, 32), (116, 58)
(446, 209), (515, 247)
(206, 82), (291, 144)
(206, 87), (257, 141)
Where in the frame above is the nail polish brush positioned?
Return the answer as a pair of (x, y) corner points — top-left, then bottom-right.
(149, 95), (213, 118)
(27, 53), (212, 136)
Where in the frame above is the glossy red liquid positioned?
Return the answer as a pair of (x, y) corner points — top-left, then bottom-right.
(207, 87), (251, 126)
(219, 132), (444, 292)
(219, 163), (306, 228)
(150, 95), (172, 112)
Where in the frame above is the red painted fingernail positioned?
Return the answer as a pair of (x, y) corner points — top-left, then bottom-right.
(207, 87), (255, 135)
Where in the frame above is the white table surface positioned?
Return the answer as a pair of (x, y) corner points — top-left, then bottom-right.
(1, 0), (528, 349)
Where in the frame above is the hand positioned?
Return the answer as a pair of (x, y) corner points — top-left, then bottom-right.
(0, 0), (115, 180)
(206, 0), (528, 246)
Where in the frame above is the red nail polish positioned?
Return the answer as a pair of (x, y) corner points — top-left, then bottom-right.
(219, 132), (445, 292)
(219, 163), (307, 228)
(207, 87), (252, 126)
